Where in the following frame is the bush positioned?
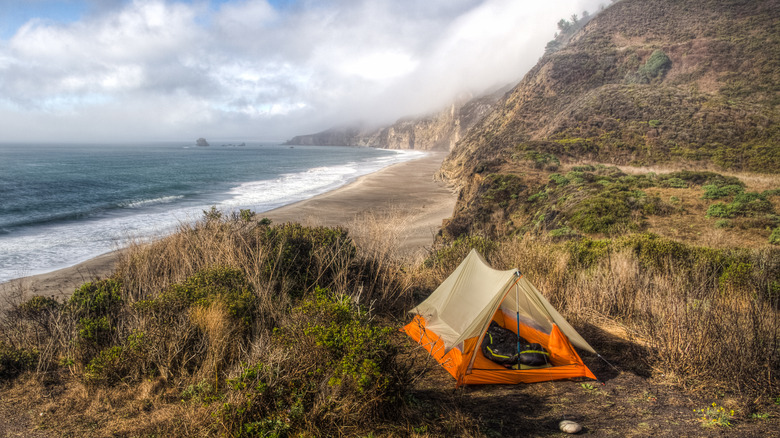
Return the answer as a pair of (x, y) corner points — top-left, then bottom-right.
(297, 288), (396, 392)
(565, 237), (611, 268)
(706, 202), (732, 218)
(627, 49), (671, 83)
(18, 296), (60, 316)
(715, 219), (731, 229)
(706, 192), (774, 219)
(549, 173), (570, 186)
(662, 171), (742, 187)
(84, 330), (148, 385)
(480, 174), (526, 207)
(0, 342), (38, 381)
(660, 177), (688, 189)
(569, 193), (633, 234)
(69, 279), (122, 317)
(138, 267), (257, 327)
(68, 279), (123, 364)
(259, 223), (356, 297)
(702, 184), (744, 199)
(239, 209), (254, 222)
(521, 150), (560, 170)
(729, 192), (774, 216)
(426, 235), (497, 271)
(770, 227), (780, 245)
(548, 226), (577, 239)
(218, 287), (406, 437)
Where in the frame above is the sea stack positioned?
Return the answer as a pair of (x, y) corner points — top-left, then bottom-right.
(196, 137), (210, 147)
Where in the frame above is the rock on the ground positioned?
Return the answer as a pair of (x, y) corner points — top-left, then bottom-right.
(559, 420), (582, 434)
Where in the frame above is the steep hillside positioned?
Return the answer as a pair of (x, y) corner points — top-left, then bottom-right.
(286, 87), (507, 150)
(426, 0), (780, 417)
(442, 0), (779, 181)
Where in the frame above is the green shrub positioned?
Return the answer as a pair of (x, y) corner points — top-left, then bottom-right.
(719, 262), (753, 295)
(708, 192), (775, 219)
(137, 267), (256, 327)
(480, 174), (526, 208)
(706, 202), (732, 218)
(564, 170), (589, 185)
(219, 287), (405, 437)
(566, 237), (612, 268)
(203, 206), (222, 221)
(571, 165), (595, 172)
(298, 288), (396, 392)
(259, 223), (356, 297)
(715, 219), (731, 229)
(548, 226), (577, 239)
(528, 190), (548, 203)
(662, 171), (742, 187)
(702, 184), (744, 199)
(729, 192), (774, 216)
(69, 279), (123, 364)
(521, 150), (560, 170)
(84, 330), (148, 385)
(239, 209), (254, 222)
(549, 173), (570, 186)
(661, 177), (688, 188)
(18, 296), (60, 316)
(770, 227), (780, 245)
(633, 49), (672, 83)
(0, 342), (38, 381)
(16, 296), (61, 336)
(69, 279), (122, 317)
(569, 194), (633, 234)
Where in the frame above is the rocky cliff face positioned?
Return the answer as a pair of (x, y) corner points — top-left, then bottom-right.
(285, 88), (507, 151)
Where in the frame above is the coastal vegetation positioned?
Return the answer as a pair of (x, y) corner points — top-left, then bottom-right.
(2, 193), (779, 435)
(2, 0), (779, 436)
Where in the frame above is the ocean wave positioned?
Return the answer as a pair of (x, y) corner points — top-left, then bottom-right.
(120, 195), (185, 209)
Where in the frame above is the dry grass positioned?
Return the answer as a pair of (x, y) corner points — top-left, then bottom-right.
(0, 211), (452, 437)
(478, 236), (780, 405)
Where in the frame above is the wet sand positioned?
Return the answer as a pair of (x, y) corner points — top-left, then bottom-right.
(0, 152), (456, 300)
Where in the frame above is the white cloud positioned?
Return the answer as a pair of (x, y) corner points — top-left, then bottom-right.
(0, 0), (606, 142)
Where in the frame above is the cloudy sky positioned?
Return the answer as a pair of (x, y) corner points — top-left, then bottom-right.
(0, 0), (604, 142)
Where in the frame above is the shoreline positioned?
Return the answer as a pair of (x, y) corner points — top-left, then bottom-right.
(0, 151), (456, 300)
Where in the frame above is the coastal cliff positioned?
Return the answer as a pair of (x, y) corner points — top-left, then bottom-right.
(285, 87), (507, 151)
(442, 0), (779, 183)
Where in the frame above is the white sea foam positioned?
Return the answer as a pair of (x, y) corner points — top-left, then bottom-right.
(121, 195), (185, 208)
(0, 149), (424, 283)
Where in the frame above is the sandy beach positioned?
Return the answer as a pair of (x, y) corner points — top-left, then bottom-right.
(0, 151), (456, 301)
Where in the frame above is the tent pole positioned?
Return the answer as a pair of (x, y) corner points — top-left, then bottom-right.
(515, 272), (522, 357)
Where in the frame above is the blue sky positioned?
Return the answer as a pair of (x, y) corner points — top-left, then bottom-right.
(0, 0), (604, 142)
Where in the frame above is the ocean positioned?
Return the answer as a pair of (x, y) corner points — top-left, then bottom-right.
(0, 142), (423, 283)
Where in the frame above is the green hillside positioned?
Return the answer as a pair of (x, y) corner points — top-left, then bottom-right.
(443, 0), (779, 179)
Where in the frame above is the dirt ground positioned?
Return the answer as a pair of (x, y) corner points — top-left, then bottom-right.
(404, 331), (780, 437)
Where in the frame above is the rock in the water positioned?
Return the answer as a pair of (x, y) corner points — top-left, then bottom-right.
(559, 420), (582, 434)
(196, 137), (210, 147)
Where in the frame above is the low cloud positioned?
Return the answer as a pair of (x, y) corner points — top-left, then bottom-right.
(0, 0), (604, 142)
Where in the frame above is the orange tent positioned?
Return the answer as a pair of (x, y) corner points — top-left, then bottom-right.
(402, 249), (597, 386)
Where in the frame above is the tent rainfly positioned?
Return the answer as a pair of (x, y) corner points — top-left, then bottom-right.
(403, 249), (597, 385)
